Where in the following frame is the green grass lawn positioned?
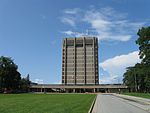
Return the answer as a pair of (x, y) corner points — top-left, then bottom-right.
(0, 93), (95, 113)
(123, 93), (150, 99)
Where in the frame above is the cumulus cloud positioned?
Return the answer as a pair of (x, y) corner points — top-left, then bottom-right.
(100, 75), (119, 84)
(34, 79), (44, 84)
(61, 17), (75, 26)
(62, 30), (87, 37)
(62, 30), (75, 35)
(52, 81), (61, 84)
(64, 8), (80, 14)
(84, 10), (143, 41)
(61, 8), (81, 26)
(99, 51), (141, 84)
(61, 7), (145, 41)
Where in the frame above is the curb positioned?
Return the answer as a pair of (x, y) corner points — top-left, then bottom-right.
(114, 94), (150, 105)
(88, 94), (97, 113)
(113, 94), (150, 112)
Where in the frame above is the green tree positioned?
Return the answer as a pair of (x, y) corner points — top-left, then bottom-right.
(123, 26), (150, 93)
(124, 64), (145, 92)
(136, 27), (150, 65)
(20, 74), (31, 92)
(123, 67), (135, 92)
(136, 27), (150, 92)
(0, 56), (21, 93)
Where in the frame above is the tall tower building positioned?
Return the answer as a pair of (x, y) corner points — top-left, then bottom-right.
(62, 37), (99, 85)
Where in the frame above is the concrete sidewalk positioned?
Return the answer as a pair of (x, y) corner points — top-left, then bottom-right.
(113, 94), (150, 112)
(92, 94), (150, 113)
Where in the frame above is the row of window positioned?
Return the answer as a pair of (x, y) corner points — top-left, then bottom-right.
(62, 58), (97, 61)
(63, 76), (96, 79)
(62, 63), (98, 66)
(62, 68), (97, 71)
(64, 61), (94, 63)
(62, 46), (97, 49)
(63, 51), (97, 56)
(62, 58), (98, 61)
(63, 56), (97, 59)
(63, 48), (94, 51)
(62, 74), (98, 77)
(64, 53), (94, 56)
(62, 61), (98, 64)
(62, 80), (98, 84)
(66, 63), (91, 66)
(62, 67), (98, 70)
(65, 50), (94, 53)
(62, 61), (98, 63)
(66, 65), (94, 67)
(62, 72), (97, 75)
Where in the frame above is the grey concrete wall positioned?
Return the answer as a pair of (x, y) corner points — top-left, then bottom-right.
(62, 37), (99, 85)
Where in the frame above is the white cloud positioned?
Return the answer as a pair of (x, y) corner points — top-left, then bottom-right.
(64, 8), (80, 14)
(62, 30), (87, 37)
(99, 75), (118, 84)
(99, 51), (141, 84)
(34, 79), (44, 84)
(62, 31), (74, 35)
(61, 17), (75, 26)
(61, 7), (145, 41)
(84, 7), (144, 41)
(52, 81), (61, 84)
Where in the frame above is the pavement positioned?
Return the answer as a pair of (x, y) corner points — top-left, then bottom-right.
(92, 93), (150, 113)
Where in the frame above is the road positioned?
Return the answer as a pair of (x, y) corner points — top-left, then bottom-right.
(92, 94), (149, 113)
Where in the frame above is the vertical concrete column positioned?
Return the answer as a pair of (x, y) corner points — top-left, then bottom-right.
(96, 38), (99, 84)
(65, 89), (69, 93)
(93, 88), (96, 93)
(64, 38), (67, 85)
(73, 89), (76, 93)
(74, 38), (76, 85)
(93, 38), (96, 84)
(83, 37), (86, 85)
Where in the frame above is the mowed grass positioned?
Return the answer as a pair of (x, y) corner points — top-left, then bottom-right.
(0, 93), (96, 113)
(123, 93), (150, 99)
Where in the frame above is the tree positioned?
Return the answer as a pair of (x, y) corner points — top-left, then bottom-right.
(19, 74), (31, 92)
(0, 56), (21, 93)
(123, 63), (146, 92)
(136, 27), (150, 92)
(136, 27), (150, 65)
(123, 26), (150, 93)
(123, 67), (135, 92)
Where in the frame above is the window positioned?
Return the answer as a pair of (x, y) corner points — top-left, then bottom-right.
(76, 44), (83, 47)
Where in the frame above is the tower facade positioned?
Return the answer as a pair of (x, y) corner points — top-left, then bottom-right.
(62, 37), (99, 85)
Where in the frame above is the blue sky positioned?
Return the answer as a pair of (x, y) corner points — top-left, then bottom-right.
(0, 0), (149, 84)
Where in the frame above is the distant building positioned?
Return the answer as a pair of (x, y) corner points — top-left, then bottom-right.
(62, 37), (99, 85)
(30, 37), (128, 93)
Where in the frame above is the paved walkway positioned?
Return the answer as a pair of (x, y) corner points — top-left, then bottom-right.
(92, 94), (150, 113)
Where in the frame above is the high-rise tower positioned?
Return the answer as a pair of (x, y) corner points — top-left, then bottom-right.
(62, 37), (99, 85)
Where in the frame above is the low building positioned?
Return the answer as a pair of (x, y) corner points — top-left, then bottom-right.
(30, 84), (128, 93)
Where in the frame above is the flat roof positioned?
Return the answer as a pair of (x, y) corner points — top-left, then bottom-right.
(30, 84), (128, 89)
